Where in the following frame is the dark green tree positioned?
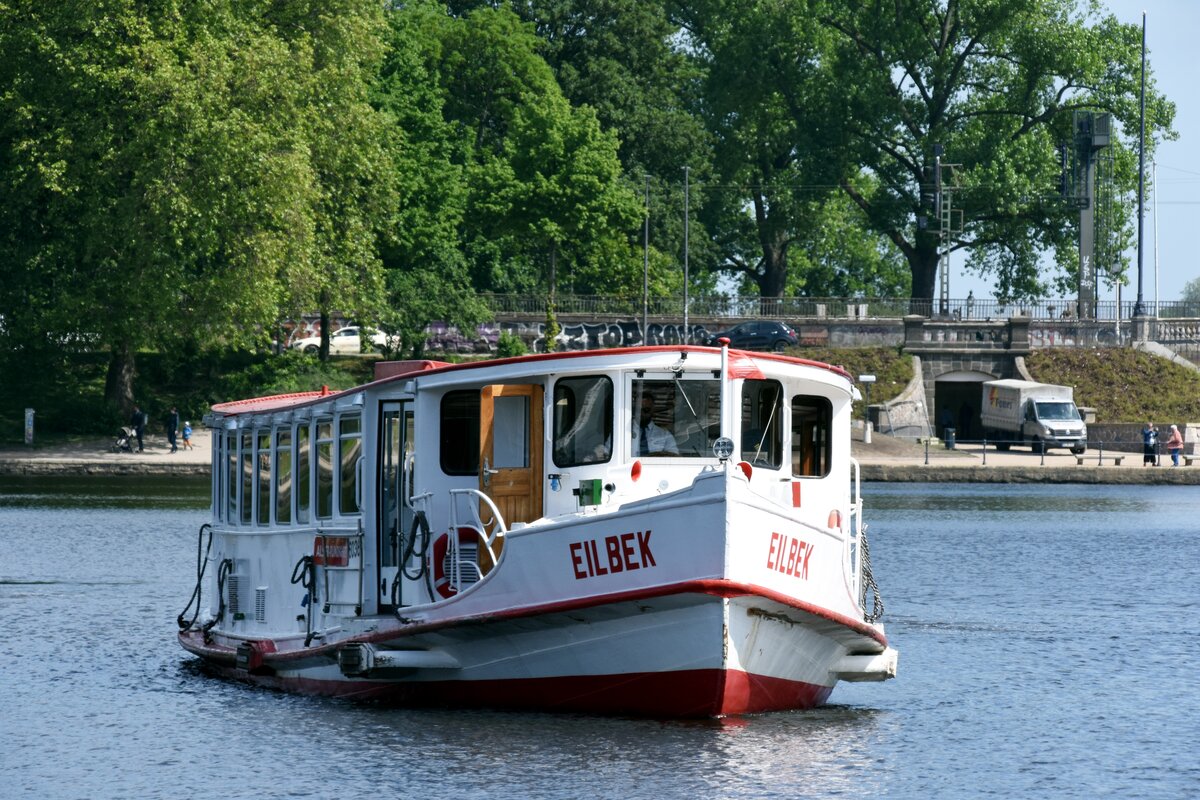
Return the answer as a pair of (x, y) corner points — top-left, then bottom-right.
(435, 6), (644, 300)
(0, 0), (394, 406)
(823, 0), (1175, 302)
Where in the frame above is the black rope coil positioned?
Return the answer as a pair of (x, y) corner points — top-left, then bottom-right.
(290, 554), (317, 646)
(393, 511), (432, 607)
(176, 523), (213, 631)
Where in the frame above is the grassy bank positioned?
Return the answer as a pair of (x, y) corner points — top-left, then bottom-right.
(1026, 349), (1200, 423)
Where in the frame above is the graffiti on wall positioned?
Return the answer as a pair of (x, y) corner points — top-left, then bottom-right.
(424, 320), (716, 354)
(276, 316), (902, 354)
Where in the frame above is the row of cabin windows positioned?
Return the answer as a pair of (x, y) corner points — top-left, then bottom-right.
(219, 414), (361, 526)
(439, 378), (832, 478)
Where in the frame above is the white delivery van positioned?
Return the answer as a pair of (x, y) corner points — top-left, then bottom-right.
(980, 380), (1087, 454)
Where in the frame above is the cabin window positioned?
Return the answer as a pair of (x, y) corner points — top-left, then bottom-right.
(275, 429), (292, 524)
(630, 379), (720, 458)
(316, 420), (334, 519)
(553, 376), (613, 466)
(257, 431), (271, 525)
(741, 380), (784, 468)
(792, 395), (832, 477)
(240, 432), (253, 524)
(338, 414), (362, 515)
(225, 431), (237, 523)
(296, 423), (311, 524)
(440, 390), (480, 475)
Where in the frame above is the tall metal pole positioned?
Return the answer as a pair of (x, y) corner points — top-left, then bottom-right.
(683, 166), (690, 339)
(1133, 12), (1147, 318)
(1153, 159), (1159, 316)
(643, 175), (650, 340)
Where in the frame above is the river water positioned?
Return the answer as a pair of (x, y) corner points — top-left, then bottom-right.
(1, 477), (1197, 799)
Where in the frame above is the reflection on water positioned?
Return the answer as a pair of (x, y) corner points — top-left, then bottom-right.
(867, 481), (1154, 514)
(0, 475), (209, 509)
(2, 481), (1198, 799)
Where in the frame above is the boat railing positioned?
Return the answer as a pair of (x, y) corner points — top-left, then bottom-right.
(448, 489), (507, 555)
(848, 457), (864, 605)
(315, 524), (364, 616)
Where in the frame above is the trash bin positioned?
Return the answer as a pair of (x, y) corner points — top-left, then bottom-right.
(944, 427), (956, 449)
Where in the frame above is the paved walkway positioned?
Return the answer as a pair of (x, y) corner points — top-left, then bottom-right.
(1, 428), (1196, 483)
(0, 430), (211, 475)
(850, 431), (1199, 483)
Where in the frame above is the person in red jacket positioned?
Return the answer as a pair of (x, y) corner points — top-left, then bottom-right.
(1165, 424), (1184, 467)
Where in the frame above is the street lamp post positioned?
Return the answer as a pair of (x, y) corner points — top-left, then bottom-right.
(859, 374), (876, 444)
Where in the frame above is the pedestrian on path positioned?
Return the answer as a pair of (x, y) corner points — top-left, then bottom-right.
(1166, 424), (1184, 467)
(167, 406), (179, 453)
(182, 421), (193, 451)
(1142, 422), (1158, 466)
(130, 405), (147, 453)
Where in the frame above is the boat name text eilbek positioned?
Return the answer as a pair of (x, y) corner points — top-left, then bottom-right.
(766, 532), (814, 581)
(569, 531), (656, 580)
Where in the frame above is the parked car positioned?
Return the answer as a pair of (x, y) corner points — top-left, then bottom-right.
(290, 325), (388, 355)
(706, 321), (799, 352)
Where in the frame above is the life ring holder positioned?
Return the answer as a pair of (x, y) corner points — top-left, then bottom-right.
(427, 524), (498, 600)
(424, 489), (507, 601)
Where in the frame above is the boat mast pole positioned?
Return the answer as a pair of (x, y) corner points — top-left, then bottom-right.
(719, 339), (730, 443)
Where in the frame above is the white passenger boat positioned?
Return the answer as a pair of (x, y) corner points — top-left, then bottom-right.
(177, 343), (897, 716)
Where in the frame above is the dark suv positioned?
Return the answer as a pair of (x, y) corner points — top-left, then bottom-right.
(706, 321), (799, 352)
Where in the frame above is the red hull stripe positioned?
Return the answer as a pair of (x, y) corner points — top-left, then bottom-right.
(201, 665), (834, 717)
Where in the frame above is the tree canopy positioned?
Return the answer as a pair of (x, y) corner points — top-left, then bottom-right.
(0, 0), (1179, 407)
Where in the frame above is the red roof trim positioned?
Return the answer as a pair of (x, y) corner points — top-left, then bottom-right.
(210, 346), (852, 418)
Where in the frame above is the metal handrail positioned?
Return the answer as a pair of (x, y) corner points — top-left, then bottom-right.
(476, 293), (1200, 321)
(316, 524), (364, 615)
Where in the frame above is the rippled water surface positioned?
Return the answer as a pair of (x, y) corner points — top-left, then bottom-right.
(2, 478), (1197, 799)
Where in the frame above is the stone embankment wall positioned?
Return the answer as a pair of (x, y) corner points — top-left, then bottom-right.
(1086, 423), (1200, 454)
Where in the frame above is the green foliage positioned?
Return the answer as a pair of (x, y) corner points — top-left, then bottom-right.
(495, 331), (528, 358)
(1182, 277), (1200, 308)
(1026, 349), (1200, 423)
(822, 0), (1175, 301)
(0, 347), (371, 444)
(544, 302), (562, 351)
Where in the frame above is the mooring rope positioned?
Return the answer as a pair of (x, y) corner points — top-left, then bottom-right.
(859, 524), (885, 623)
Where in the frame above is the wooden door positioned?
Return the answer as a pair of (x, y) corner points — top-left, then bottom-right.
(480, 384), (544, 538)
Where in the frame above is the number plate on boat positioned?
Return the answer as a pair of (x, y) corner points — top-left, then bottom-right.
(312, 536), (355, 567)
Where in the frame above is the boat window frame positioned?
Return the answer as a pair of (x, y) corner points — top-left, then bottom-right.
(274, 426), (293, 525)
(337, 412), (363, 517)
(626, 374), (722, 460)
(315, 417), (335, 520)
(296, 420), (311, 525)
(741, 379), (785, 469)
(552, 375), (614, 468)
(256, 429), (271, 526)
(440, 389), (481, 476)
(224, 430), (237, 525)
(791, 394), (833, 478)
(239, 430), (253, 525)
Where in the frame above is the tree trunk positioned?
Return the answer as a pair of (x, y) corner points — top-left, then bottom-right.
(105, 342), (136, 416)
(753, 188), (790, 301)
(319, 309), (331, 361)
(908, 238), (940, 315)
